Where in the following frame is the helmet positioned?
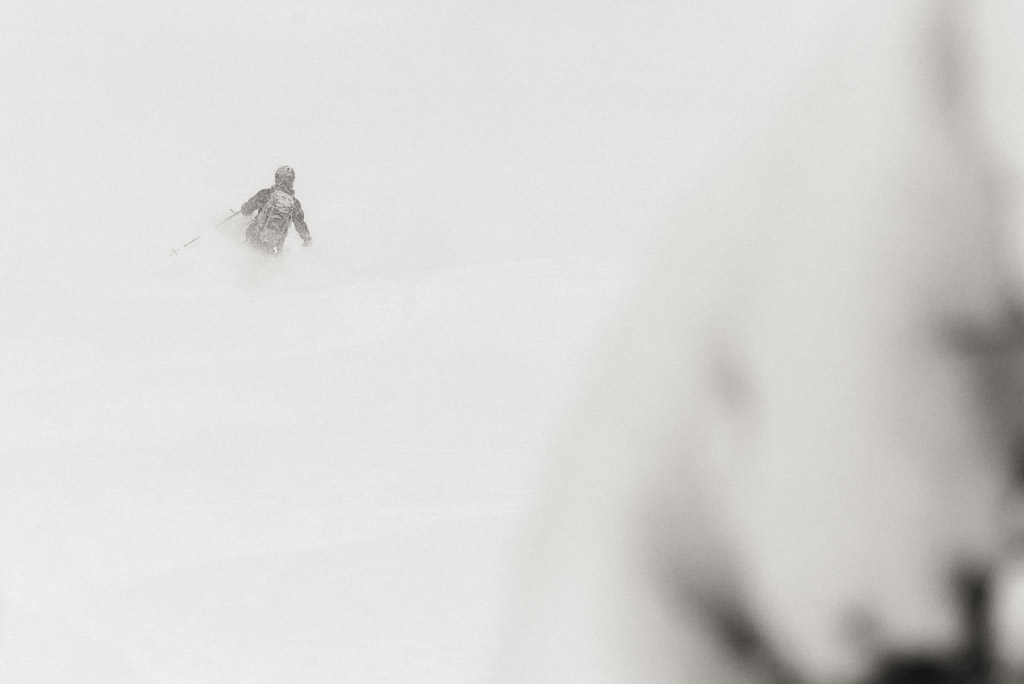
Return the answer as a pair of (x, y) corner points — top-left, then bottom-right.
(274, 165), (296, 186)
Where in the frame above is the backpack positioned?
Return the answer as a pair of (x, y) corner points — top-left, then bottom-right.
(253, 188), (296, 252)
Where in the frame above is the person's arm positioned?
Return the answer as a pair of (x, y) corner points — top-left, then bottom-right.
(240, 188), (271, 216)
(292, 197), (312, 245)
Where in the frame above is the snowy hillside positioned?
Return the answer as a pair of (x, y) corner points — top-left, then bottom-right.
(0, 221), (637, 681)
(6, 1), (1024, 680)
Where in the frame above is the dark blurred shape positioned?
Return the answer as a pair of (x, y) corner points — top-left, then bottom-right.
(872, 573), (991, 684)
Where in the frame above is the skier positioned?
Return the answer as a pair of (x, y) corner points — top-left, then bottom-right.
(240, 165), (312, 254)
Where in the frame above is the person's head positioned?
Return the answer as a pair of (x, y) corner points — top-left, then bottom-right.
(274, 165), (296, 189)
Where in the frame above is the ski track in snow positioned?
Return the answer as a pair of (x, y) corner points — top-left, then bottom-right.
(0, 227), (637, 682)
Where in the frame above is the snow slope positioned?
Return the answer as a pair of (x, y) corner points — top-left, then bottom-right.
(5, 2), (1024, 680)
(0, 222), (636, 682)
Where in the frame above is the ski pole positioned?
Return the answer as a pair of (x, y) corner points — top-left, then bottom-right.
(214, 208), (241, 227)
(168, 209), (241, 256)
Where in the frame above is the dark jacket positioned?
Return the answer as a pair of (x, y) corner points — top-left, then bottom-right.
(241, 184), (312, 244)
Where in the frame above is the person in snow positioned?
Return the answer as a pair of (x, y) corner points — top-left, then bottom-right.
(240, 165), (312, 254)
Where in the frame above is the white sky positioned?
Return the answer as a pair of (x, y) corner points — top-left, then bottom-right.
(4, 1), (1024, 279)
(0, 0), (847, 281)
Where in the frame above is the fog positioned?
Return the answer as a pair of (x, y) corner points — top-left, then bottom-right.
(5, 1), (1024, 681)
(3, 1), (857, 277)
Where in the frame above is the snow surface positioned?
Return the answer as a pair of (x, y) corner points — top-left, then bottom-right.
(0, 221), (638, 681)
(5, 1), (1024, 681)
(0, 3), (834, 678)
